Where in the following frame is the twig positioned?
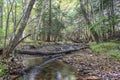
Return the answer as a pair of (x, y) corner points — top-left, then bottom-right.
(13, 34), (31, 50)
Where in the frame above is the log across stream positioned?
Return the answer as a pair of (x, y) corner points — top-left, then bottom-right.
(16, 43), (89, 56)
(3, 43), (89, 80)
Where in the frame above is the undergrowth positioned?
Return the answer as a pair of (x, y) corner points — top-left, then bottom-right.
(89, 41), (120, 61)
(0, 64), (6, 77)
(109, 50), (120, 61)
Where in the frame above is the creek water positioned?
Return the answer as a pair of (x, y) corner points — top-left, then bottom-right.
(18, 55), (77, 80)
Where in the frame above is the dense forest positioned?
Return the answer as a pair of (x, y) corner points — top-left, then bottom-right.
(0, 0), (120, 80)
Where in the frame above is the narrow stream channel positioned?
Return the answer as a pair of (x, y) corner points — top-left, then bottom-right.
(17, 55), (77, 80)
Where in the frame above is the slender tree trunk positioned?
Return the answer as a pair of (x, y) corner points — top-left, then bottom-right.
(11, 1), (17, 40)
(47, 0), (52, 41)
(4, 1), (14, 51)
(107, 0), (115, 38)
(111, 0), (115, 35)
(0, 1), (3, 28)
(99, 0), (104, 41)
(2, 0), (36, 60)
(35, 0), (48, 40)
(22, 0), (27, 38)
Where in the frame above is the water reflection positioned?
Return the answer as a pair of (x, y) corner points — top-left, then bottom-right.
(20, 56), (77, 80)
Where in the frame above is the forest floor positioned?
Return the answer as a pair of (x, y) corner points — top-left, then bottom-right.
(62, 49), (120, 80)
(0, 43), (120, 80)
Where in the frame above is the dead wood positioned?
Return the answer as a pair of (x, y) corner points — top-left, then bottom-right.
(16, 44), (89, 55)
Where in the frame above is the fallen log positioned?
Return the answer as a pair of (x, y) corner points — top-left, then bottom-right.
(16, 44), (89, 55)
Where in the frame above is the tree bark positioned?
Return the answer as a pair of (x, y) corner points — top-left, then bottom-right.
(111, 0), (115, 35)
(47, 0), (52, 41)
(0, 1), (3, 28)
(22, 0), (27, 38)
(35, 0), (48, 40)
(2, 0), (36, 60)
(79, 0), (100, 43)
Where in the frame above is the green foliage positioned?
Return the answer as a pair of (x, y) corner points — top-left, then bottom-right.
(91, 16), (107, 29)
(0, 64), (6, 77)
(94, 0), (114, 12)
(35, 0), (43, 12)
(90, 42), (119, 53)
(0, 0), (3, 2)
(90, 16), (107, 33)
(90, 41), (120, 61)
(0, 29), (4, 36)
(0, 29), (4, 46)
(109, 50), (120, 61)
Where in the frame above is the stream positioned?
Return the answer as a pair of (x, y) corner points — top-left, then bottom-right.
(17, 55), (77, 80)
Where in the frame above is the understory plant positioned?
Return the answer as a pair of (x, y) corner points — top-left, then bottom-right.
(89, 41), (120, 61)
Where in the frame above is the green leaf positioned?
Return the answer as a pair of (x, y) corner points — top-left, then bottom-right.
(0, 0), (3, 2)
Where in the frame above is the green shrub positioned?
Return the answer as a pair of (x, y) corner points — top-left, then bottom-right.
(89, 42), (119, 54)
(0, 29), (4, 47)
(0, 64), (6, 77)
(89, 41), (120, 61)
(109, 50), (120, 61)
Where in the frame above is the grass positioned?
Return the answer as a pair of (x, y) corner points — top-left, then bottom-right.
(109, 50), (120, 61)
(89, 41), (120, 61)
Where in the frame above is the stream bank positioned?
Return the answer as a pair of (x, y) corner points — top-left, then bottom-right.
(0, 43), (120, 80)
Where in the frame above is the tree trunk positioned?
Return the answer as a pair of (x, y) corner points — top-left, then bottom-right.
(47, 0), (52, 41)
(11, 1), (17, 40)
(35, 0), (48, 40)
(111, 0), (115, 35)
(0, 1), (3, 28)
(79, 0), (100, 43)
(2, 0), (36, 60)
(22, 0), (27, 38)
